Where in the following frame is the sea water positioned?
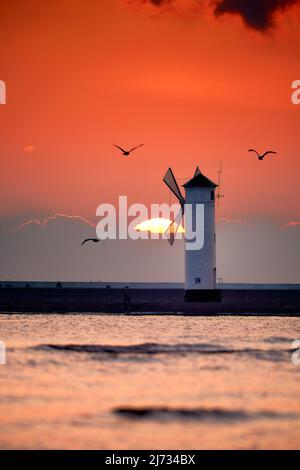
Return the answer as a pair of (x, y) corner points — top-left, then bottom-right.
(0, 314), (299, 449)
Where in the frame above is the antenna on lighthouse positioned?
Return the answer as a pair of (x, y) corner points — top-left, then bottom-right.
(216, 159), (224, 208)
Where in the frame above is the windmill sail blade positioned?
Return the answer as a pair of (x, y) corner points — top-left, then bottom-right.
(169, 226), (175, 246)
(165, 207), (184, 246)
(163, 168), (185, 208)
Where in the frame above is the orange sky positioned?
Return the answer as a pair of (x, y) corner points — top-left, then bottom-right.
(0, 0), (300, 227)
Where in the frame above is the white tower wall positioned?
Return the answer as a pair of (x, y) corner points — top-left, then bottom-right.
(185, 186), (216, 290)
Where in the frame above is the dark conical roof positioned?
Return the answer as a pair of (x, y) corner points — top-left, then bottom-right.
(183, 169), (217, 188)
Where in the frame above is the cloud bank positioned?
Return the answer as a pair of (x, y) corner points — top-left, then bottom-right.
(15, 213), (96, 231)
(0, 214), (299, 283)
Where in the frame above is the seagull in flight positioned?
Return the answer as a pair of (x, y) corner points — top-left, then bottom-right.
(113, 143), (144, 156)
(248, 149), (277, 160)
(81, 238), (103, 246)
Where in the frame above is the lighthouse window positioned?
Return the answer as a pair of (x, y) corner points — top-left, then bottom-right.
(211, 191), (215, 201)
(195, 277), (201, 284)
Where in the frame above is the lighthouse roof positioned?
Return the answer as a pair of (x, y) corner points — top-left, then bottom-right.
(183, 170), (217, 188)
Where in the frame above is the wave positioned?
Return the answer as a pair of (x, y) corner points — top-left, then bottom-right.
(34, 342), (243, 354)
(114, 406), (297, 422)
(264, 336), (294, 344)
(33, 342), (291, 362)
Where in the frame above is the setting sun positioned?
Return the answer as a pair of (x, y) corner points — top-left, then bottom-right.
(134, 217), (185, 234)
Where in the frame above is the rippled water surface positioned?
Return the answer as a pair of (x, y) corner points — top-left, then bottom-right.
(0, 314), (300, 449)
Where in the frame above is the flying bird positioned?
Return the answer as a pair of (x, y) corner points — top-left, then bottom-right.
(113, 143), (144, 156)
(81, 238), (103, 246)
(248, 149), (277, 160)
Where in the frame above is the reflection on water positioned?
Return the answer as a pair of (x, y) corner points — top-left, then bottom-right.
(0, 314), (300, 449)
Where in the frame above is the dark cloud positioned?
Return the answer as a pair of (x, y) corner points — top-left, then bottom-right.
(214, 0), (300, 31)
(150, 0), (168, 4)
(141, 0), (171, 5)
(139, 0), (299, 31)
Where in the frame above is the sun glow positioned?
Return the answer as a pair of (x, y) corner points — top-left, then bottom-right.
(134, 218), (185, 234)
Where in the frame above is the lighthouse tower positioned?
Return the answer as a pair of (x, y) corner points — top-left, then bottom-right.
(183, 170), (218, 299)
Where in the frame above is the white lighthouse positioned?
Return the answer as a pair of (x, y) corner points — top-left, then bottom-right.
(183, 170), (217, 293)
(163, 166), (219, 301)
